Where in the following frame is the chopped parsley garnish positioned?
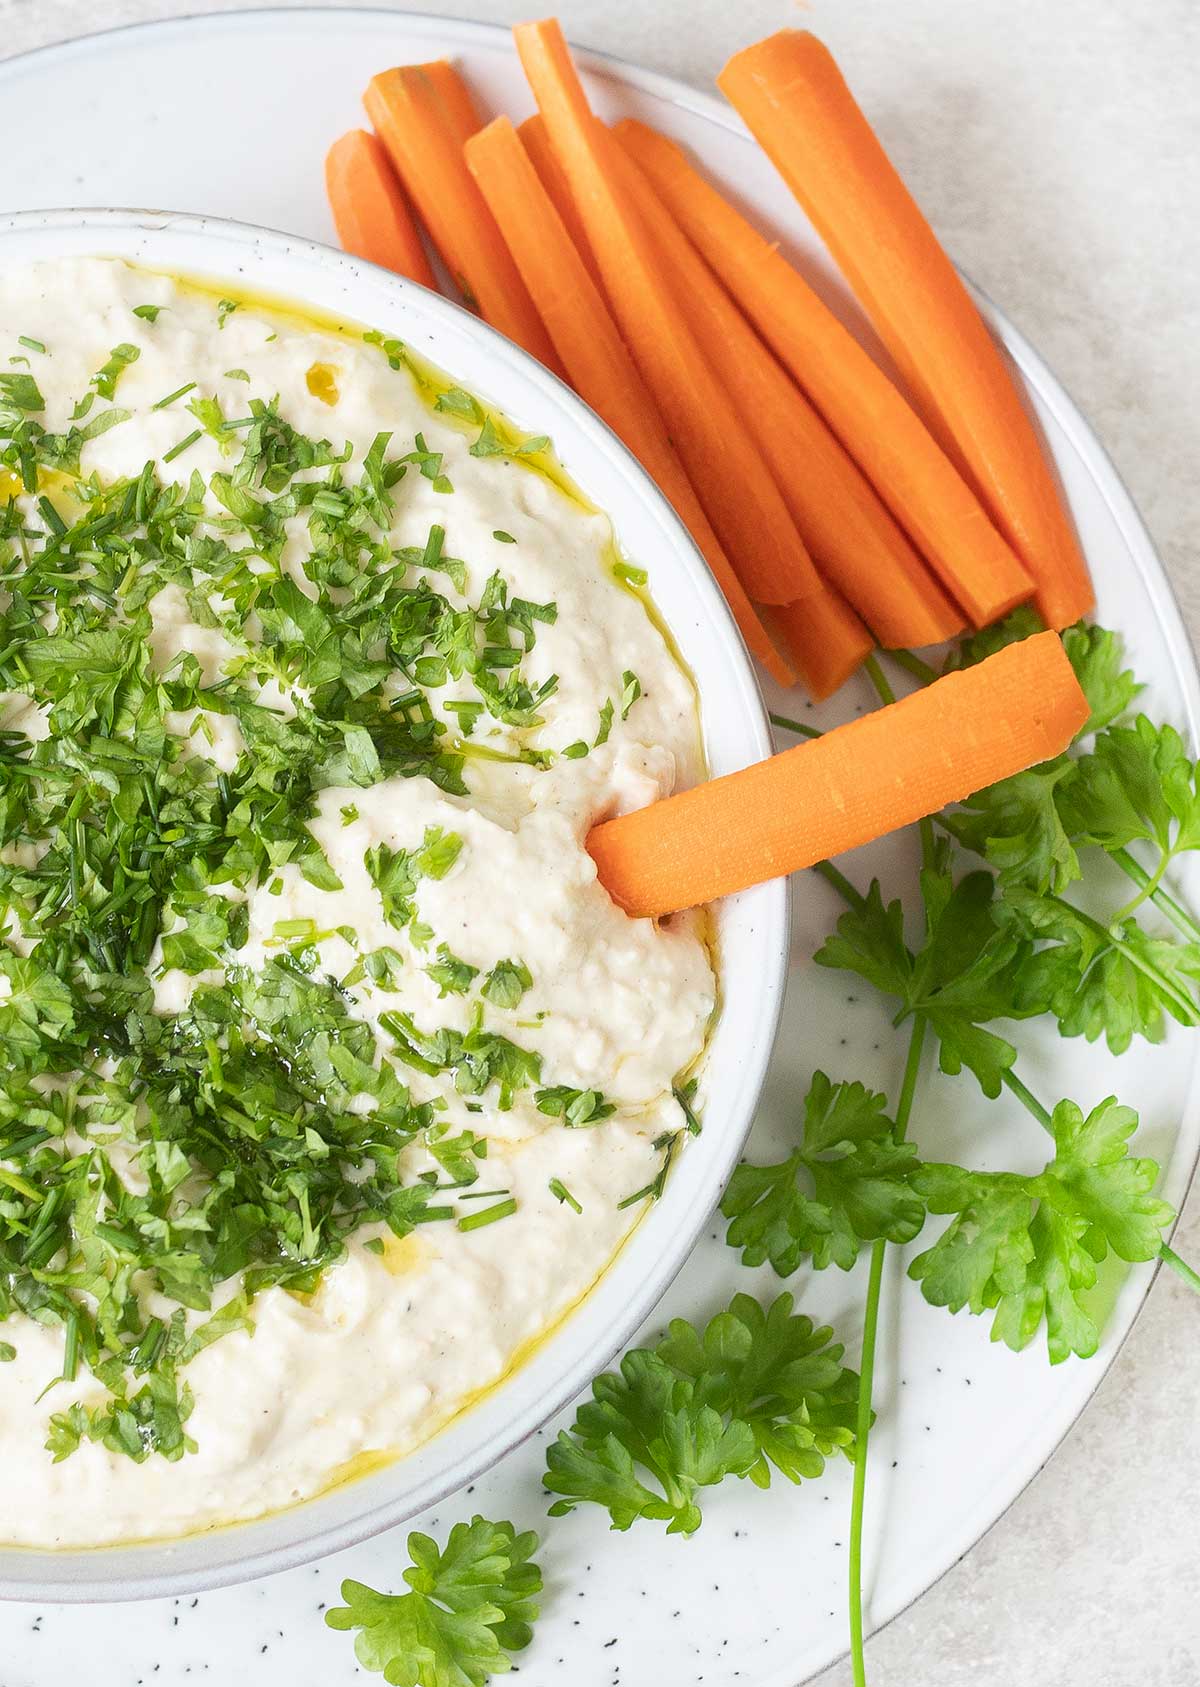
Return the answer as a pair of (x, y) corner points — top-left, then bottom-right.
(17, 336), (46, 354)
(481, 958), (531, 1009)
(216, 298), (240, 329)
(133, 304), (163, 322)
(92, 342), (140, 399)
(0, 338), (603, 1463)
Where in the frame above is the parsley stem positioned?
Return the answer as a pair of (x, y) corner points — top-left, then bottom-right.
(1000, 1067), (1054, 1131)
(1111, 848), (1200, 943)
(813, 858), (868, 913)
(848, 1013), (926, 1687)
(863, 654), (896, 707)
(885, 647), (939, 686)
(768, 710), (823, 740)
(1161, 1243), (1200, 1295)
(1048, 896), (1200, 1027)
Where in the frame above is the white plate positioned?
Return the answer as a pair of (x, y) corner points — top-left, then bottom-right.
(0, 10), (1197, 1685)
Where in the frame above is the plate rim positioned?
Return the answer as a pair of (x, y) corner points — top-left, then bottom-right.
(1, 6), (1198, 1675)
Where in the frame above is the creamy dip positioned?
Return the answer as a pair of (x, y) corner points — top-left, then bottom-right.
(0, 259), (714, 1546)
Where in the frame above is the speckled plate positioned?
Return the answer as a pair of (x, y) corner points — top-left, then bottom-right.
(0, 10), (1198, 1686)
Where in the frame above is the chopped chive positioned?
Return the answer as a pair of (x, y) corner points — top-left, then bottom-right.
(549, 1177), (582, 1214)
(18, 336), (46, 354)
(457, 1196), (518, 1232)
(152, 381), (197, 411)
(36, 496), (66, 537)
(163, 428), (203, 464)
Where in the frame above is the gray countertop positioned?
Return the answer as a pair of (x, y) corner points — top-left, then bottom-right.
(1, 0), (1198, 1681)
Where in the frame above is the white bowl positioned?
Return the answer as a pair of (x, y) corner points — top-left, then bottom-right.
(0, 208), (789, 1601)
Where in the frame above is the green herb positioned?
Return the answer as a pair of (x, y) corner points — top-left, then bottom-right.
(458, 1196), (518, 1231)
(162, 427), (203, 464)
(152, 381), (197, 411)
(544, 1293), (858, 1534)
(18, 336), (46, 354)
(326, 1516), (541, 1686)
(133, 304), (163, 322)
(535, 1086), (615, 1126)
(620, 669), (642, 719)
(427, 944), (479, 998)
(561, 740), (589, 759)
(493, 529), (516, 544)
(216, 298), (240, 329)
(722, 1072), (923, 1274)
(92, 342), (140, 400)
(224, 368), (251, 382)
(481, 958), (531, 1010)
(549, 1177), (582, 1213)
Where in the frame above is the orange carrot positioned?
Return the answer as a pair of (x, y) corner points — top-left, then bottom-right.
(588, 631), (1088, 917)
(324, 130), (436, 289)
(517, 113), (604, 290)
(615, 119), (1036, 630)
(513, 18), (820, 610)
(611, 134), (962, 650)
(364, 67), (564, 374)
(463, 114), (793, 688)
(719, 32), (1093, 629)
(410, 57), (484, 145)
(765, 587), (873, 702)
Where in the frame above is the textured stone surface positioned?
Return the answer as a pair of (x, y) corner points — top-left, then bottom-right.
(1, 2), (1198, 1682)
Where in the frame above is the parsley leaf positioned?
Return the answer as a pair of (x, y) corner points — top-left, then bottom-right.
(326, 1515), (541, 1687)
(910, 1097), (1174, 1362)
(722, 1071), (923, 1274)
(544, 1293), (859, 1533)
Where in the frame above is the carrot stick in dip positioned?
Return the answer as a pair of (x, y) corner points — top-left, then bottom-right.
(365, 66), (564, 372)
(464, 113), (793, 687)
(324, 130), (437, 289)
(588, 631), (1088, 916)
(719, 32), (1093, 630)
(512, 18), (821, 610)
(611, 134), (962, 650)
(615, 119), (1036, 630)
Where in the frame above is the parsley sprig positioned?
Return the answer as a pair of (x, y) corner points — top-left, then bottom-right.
(543, 1292), (859, 1535)
(326, 1516), (541, 1687)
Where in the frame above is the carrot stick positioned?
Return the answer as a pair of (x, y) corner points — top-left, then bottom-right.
(324, 130), (437, 289)
(615, 119), (1036, 631)
(513, 18), (821, 610)
(611, 135), (963, 650)
(765, 587), (873, 702)
(463, 114), (793, 688)
(364, 67), (564, 374)
(517, 113), (604, 290)
(410, 58), (484, 145)
(588, 630), (1088, 917)
(719, 32), (1093, 630)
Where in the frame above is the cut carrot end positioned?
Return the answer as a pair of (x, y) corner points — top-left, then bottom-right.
(514, 19), (819, 611)
(614, 115), (1035, 630)
(587, 630), (1088, 917)
(766, 588), (873, 703)
(365, 66), (565, 373)
(408, 57), (484, 144)
(719, 31), (1092, 633)
(324, 129), (436, 289)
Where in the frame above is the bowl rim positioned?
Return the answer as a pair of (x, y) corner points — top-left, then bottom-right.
(0, 206), (790, 1600)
